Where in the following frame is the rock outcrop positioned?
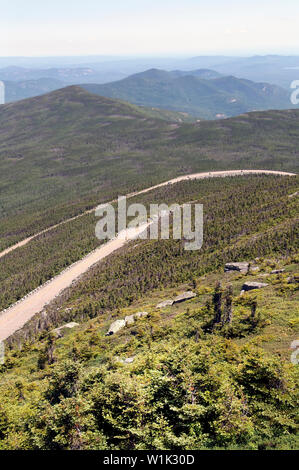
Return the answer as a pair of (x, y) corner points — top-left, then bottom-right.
(156, 299), (174, 308)
(134, 312), (149, 319)
(116, 356), (135, 364)
(173, 291), (197, 304)
(156, 291), (196, 308)
(106, 312), (148, 335)
(52, 322), (79, 337)
(225, 262), (249, 273)
(241, 282), (268, 293)
(106, 319), (126, 336)
(271, 269), (285, 274)
(288, 191), (298, 198)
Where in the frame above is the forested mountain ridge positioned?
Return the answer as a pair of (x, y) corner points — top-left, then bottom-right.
(3, 174), (298, 337)
(82, 68), (294, 119)
(0, 86), (298, 253)
(0, 83), (298, 452)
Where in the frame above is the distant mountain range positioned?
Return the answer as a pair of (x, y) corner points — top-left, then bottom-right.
(3, 78), (66, 103)
(0, 66), (129, 103)
(0, 61), (297, 119)
(0, 65), (128, 83)
(81, 68), (294, 119)
(0, 65), (127, 88)
(209, 55), (299, 89)
(1, 54), (298, 88)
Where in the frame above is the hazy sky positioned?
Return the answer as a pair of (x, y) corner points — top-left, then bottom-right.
(1, 0), (299, 56)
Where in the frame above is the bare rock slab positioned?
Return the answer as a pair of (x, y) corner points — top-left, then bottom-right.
(156, 292), (196, 308)
(124, 314), (136, 325)
(106, 319), (126, 336)
(225, 262), (249, 273)
(134, 311), (148, 319)
(116, 356), (135, 364)
(125, 312), (148, 325)
(52, 322), (79, 337)
(241, 282), (269, 292)
(156, 299), (174, 308)
(173, 291), (196, 304)
(107, 312), (148, 335)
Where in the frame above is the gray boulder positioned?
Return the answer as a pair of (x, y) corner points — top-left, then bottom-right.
(121, 357), (135, 364)
(241, 282), (268, 292)
(271, 269), (285, 274)
(124, 314), (136, 325)
(106, 319), (126, 336)
(107, 312), (149, 336)
(52, 322), (79, 337)
(134, 311), (148, 319)
(156, 299), (174, 308)
(173, 291), (196, 304)
(115, 356), (135, 364)
(125, 312), (148, 325)
(225, 262), (249, 273)
(156, 292), (196, 308)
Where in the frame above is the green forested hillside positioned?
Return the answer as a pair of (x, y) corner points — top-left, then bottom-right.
(1, 261), (298, 450)
(1, 175), (298, 314)
(0, 86), (299, 252)
(0, 154), (298, 450)
(82, 69), (293, 119)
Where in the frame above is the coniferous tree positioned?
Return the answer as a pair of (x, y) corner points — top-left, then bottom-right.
(213, 281), (222, 324)
(250, 300), (257, 321)
(223, 285), (233, 325)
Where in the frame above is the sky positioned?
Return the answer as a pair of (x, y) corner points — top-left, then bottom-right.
(0, 0), (299, 57)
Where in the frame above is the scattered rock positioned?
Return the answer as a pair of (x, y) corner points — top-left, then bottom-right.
(125, 312), (148, 325)
(134, 311), (148, 319)
(156, 292), (196, 308)
(173, 291), (196, 304)
(156, 299), (174, 308)
(107, 312), (148, 335)
(225, 262), (249, 273)
(106, 319), (126, 336)
(124, 314), (136, 325)
(115, 356), (135, 364)
(241, 282), (269, 292)
(120, 356), (135, 364)
(271, 269), (285, 274)
(52, 322), (79, 337)
(290, 340), (299, 350)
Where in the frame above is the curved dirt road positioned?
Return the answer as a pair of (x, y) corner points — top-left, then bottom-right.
(0, 169), (295, 260)
(0, 225), (149, 341)
(0, 169), (296, 341)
